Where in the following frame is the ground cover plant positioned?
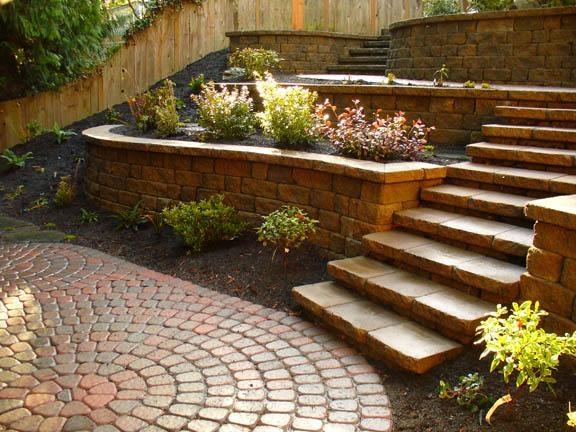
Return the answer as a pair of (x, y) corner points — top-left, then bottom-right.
(228, 47), (282, 79)
(128, 79), (180, 137)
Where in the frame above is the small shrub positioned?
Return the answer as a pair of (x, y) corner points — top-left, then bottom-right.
(316, 100), (434, 162)
(24, 121), (43, 141)
(469, 0), (513, 11)
(52, 123), (77, 144)
(1, 149), (33, 169)
(438, 373), (494, 413)
(188, 74), (205, 94)
(128, 79), (180, 137)
(386, 72), (396, 85)
(4, 185), (25, 201)
(569, 404), (576, 428)
(192, 83), (256, 139)
(25, 197), (49, 212)
(105, 108), (128, 125)
(53, 176), (76, 208)
(144, 212), (164, 235)
(433, 64), (449, 87)
(80, 208), (99, 224)
(463, 80), (476, 88)
(481, 82), (492, 89)
(423, 0), (462, 16)
(256, 75), (319, 147)
(112, 202), (148, 231)
(163, 195), (246, 252)
(229, 48), (281, 79)
(257, 206), (318, 266)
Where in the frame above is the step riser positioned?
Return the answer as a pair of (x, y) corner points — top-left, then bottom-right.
(349, 48), (389, 56)
(483, 125), (576, 147)
(503, 119), (576, 129)
(326, 66), (388, 73)
(364, 41), (390, 48)
(494, 106), (576, 125)
(447, 178), (551, 199)
(487, 137), (576, 150)
(470, 157), (576, 175)
(339, 57), (388, 64)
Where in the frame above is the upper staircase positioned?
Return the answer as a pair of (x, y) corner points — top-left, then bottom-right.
(326, 30), (391, 75)
(293, 105), (576, 374)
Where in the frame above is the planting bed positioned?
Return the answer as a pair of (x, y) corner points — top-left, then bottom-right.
(2, 49), (576, 432)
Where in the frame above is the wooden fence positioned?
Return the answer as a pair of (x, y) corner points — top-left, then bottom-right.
(0, 0), (421, 150)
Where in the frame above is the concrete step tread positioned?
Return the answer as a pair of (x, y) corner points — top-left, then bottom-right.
(421, 184), (534, 218)
(349, 48), (389, 56)
(328, 256), (496, 337)
(447, 161), (576, 194)
(495, 106), (576, 122)
(363, 230), (525, 298)
(292, 281), (463, 374)
(394, 207), (533, 256)
(339, 56), (389, 64)
(482, 124), (576, 143)
(364, 41), (390, 48)
(468, 142), (576, 167)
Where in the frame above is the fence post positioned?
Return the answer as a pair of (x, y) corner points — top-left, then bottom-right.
(292, 0), (304, 31)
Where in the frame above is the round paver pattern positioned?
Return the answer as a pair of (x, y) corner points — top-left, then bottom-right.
(0, 242), (392, 432)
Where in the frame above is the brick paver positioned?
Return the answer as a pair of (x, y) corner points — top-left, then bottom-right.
(0, 242), (392, 432)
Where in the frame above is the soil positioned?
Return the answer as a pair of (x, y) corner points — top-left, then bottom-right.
(1, 49), (574, 432)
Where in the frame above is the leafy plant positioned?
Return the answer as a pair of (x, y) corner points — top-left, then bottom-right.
(1, 149), (33, 169)
(53, 175), (76, 208)
(257, 206), (318, 267)
(386, 72), (396, 85)
(228, 48), (281, 79)
(144, 211), (164, 235)
(24, 121), (43, 141)
(192, 82), (256, 139)
(316, 100), (434, 162)
(188, 73), (205, 94)
(438, 373), (494, 413)
(44, 222), (57, 229)
(469, 0), (513, 11)
(4, 185), (25, 201)
(463, 80), (476, 88)
(105, 108), (128, 125)
(112, 202), (147, 231)
(256, 74), (319, 147)
(80, 208), (99, 224)
(569, 403), (576, 428)
(433, 64), (449, 87)
(163, 194), (246, 252)
(423, 0), (462, 16)
(52, 123), (77, 144)
(25, 197), (49, 212)
(481, 82), (492, 89)
(128, 79), (180, 137)
(476, 301), (576, 422)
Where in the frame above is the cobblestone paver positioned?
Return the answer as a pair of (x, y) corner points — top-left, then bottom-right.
(0, 242), (392, 432)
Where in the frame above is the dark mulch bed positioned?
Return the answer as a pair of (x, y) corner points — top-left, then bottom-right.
(1, 49), (574, 432)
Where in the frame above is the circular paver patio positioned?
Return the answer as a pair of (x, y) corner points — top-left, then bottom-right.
(0, 242), (392, 432)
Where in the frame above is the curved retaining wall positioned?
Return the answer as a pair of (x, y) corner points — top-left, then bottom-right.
(388, 7), (576, 87)
(83, 125), (446, 256)
(227, 31), (377, 73)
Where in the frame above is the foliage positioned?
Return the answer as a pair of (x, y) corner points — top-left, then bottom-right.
(423, 0), (462, 16)
(469, 0), (514, 10)
(438, 373), (494, 413)
(386, 72), (396, 85)
(569, 403), (576, 428)
(481, 82), (492, 89)
(24, 121), (43, 141)
(316, 100), (434, 162)
(163, 195), (246, 252)
(128, 79), (180, 136)
(1, 149), (33, 169)
(112, 202), (148, 231)
(188, 73), (205, 94)
(80, 208), (99, 224)
(25, 197), (49, 212)
(228, 48), (281, 79)
(476, 301), (576, 394)
(52, 123), (77, 145)
(256, 75), (319, 147)
(4, 185), (25, 201)
(433, 64), (449, 87)
(0, 0), (111, 99)
(257, 206), (318, 262)
(192, 82), (256, 139)
(144, 212), (164, 235)
(53, 176), (76, 208)
(463, 80), (476, 88)
(105, 108), (128, 125)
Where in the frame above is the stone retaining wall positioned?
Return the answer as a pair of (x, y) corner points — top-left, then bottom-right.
(227, 31), (377, 73)
(220, 82), (576, 150)
(523, 195), (576, 334)
(83, 125), (446, 257)
(388, 7), (576, 87)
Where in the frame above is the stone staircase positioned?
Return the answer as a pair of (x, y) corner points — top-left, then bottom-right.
(326, 30), (390, 74)
(293, 105), (576, 374)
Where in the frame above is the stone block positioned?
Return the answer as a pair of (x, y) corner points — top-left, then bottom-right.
(561, 259), (576, 291)
(202, 173), (225, 191)
(242, 178), (277, 199)
(521, 273), (576, 318)
(293, 169), (332, 191)
(267, 165), (293, 184)
(318, 210), (341, 232)
(533, 222), (576, 259)
(215, 160), (251, 177)
(333, 176), (362, 198)
(192, 157), (214, 173)
(526, 246), (564, 283)
(310, 190), (335, 211)
(277, 184), (310, 205)
(141, 166), (175, 184)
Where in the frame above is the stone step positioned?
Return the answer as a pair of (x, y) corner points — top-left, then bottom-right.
(339, 56), (389, 64)
(495, 106), (576, 124)
(421, 184), (534, 219)
(380, 30), (391, 38)
(363, 231), (525, 299)
(447, 161), (576, 195)
(327, 256), (495, 342)
(326, 64), (388, 73)
(349, 47), (389, 56)
(292, 281), (463, 374)
(363, 40), (390, 48)
(394, 207), (533, 257)
(483, 124), (576, 147)
(467, 142), (576, 168)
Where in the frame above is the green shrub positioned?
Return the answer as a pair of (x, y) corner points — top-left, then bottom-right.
(0, 0), (111, 99)
(53, 176), (76, 208)
(438, 373), (494, 413)
(256, 75), (319, 147)
(80, 208), (99, 224)
(569, 404), (576, 428)
(1, 149), (33, 169)
(188, 74), (205, 94)
(52, 123), (77, 144)
(229, 48), (281, 79)
(163, 195), (246, 252)
(128, 79), (180, 137)
(192, 82), (256, 139)
(469, 0), (513, 10)
(423, 0), (462, 16)
(257, 206), (318, 262)
(112, 202), (147, 231)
